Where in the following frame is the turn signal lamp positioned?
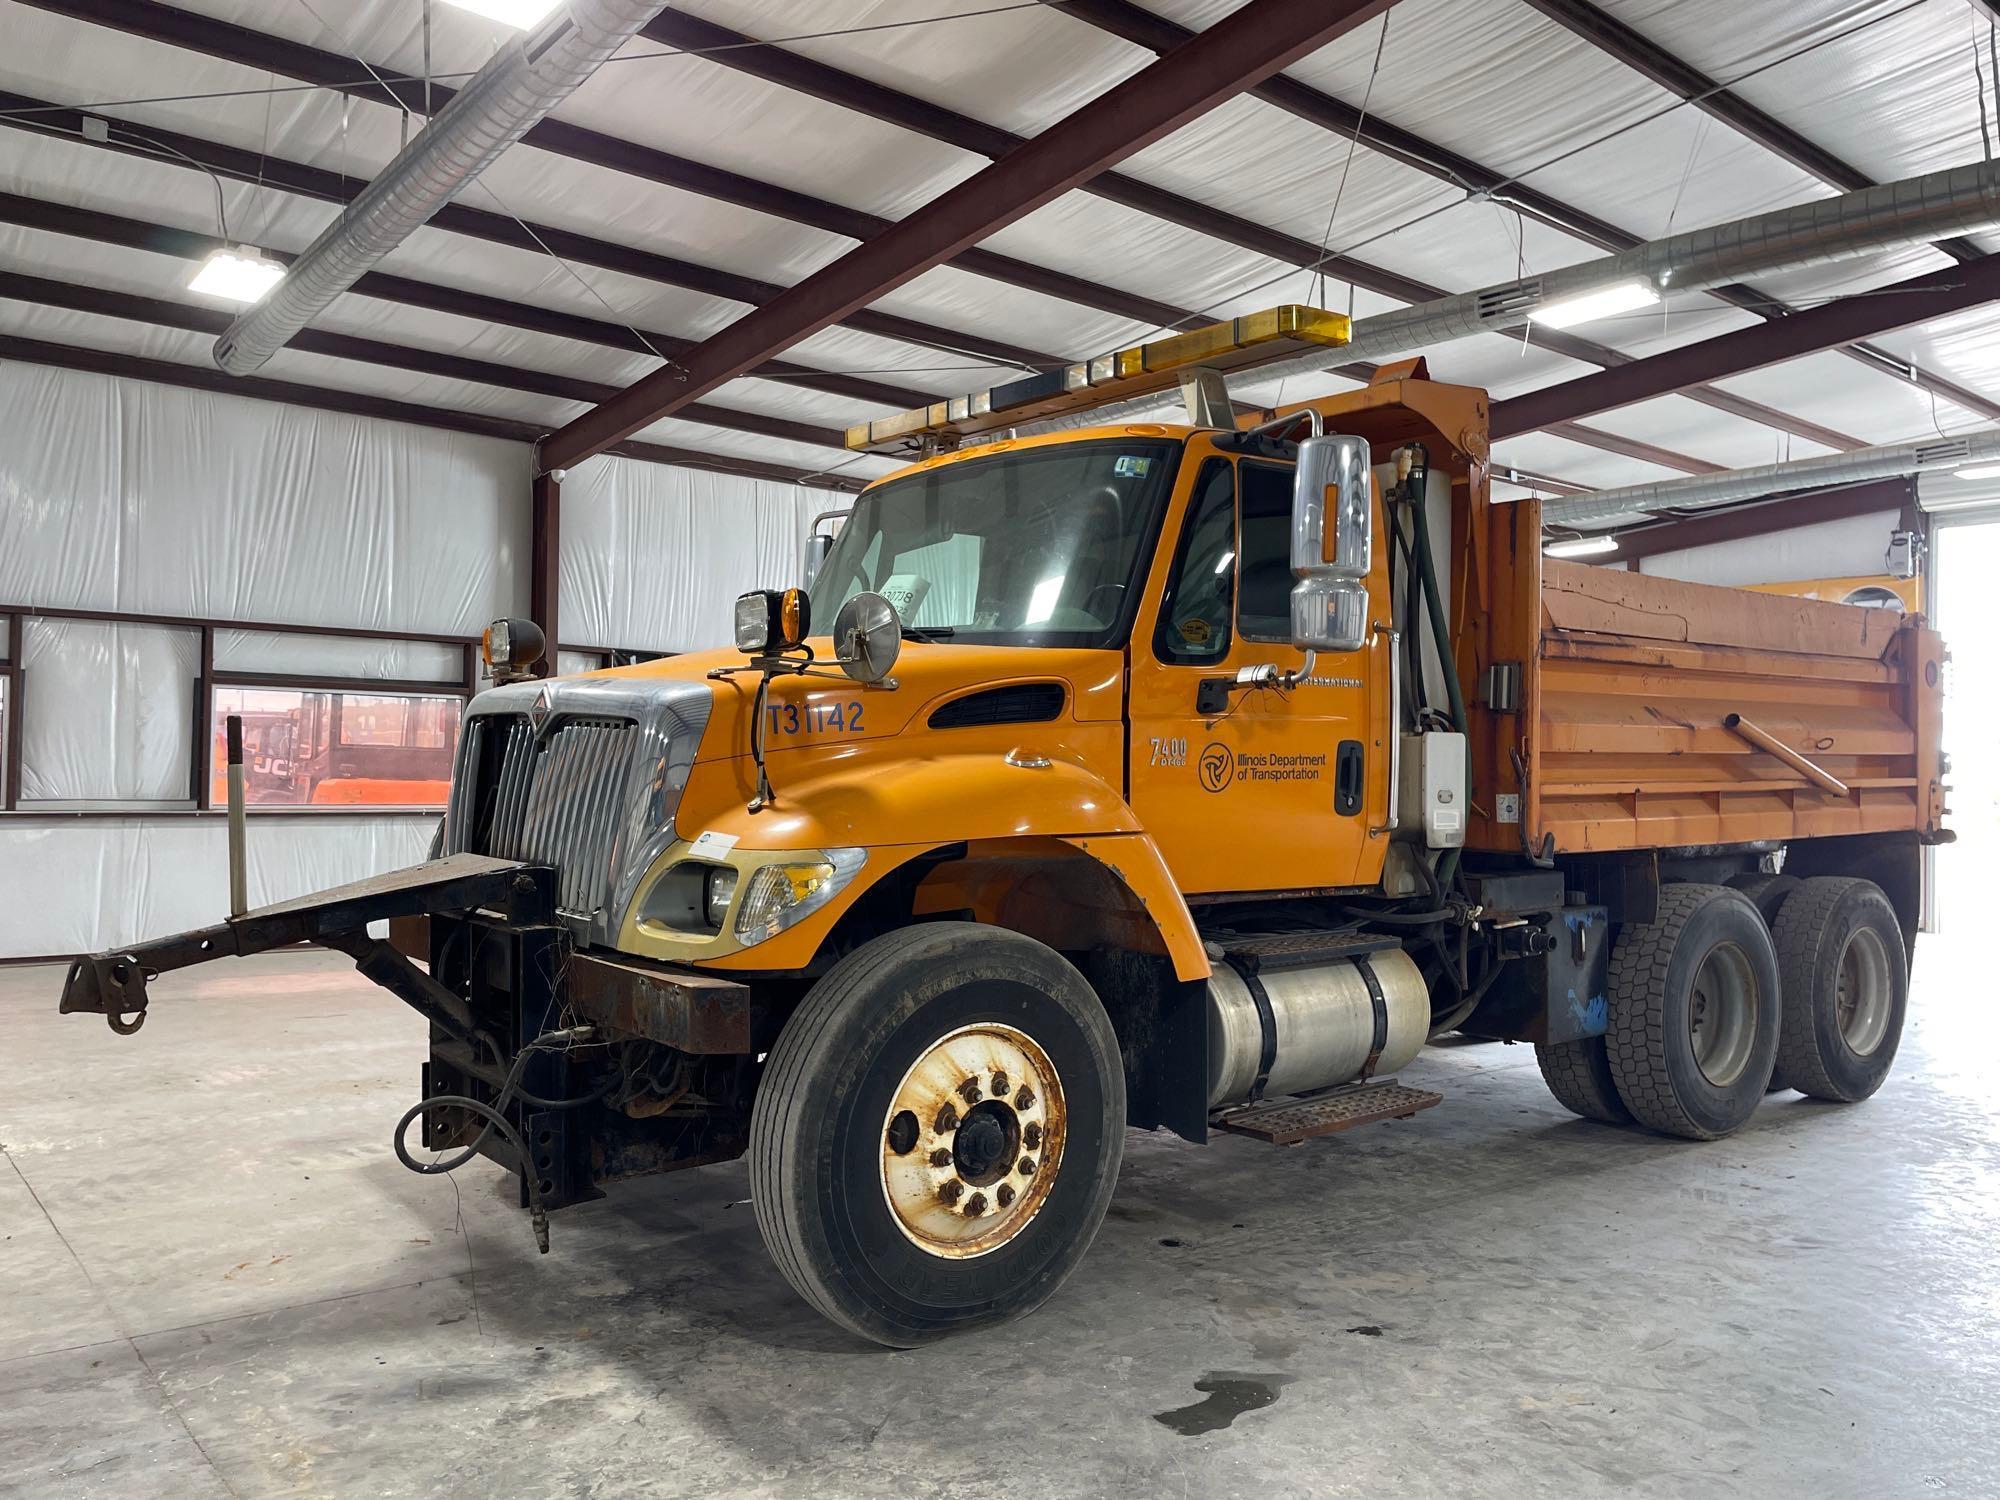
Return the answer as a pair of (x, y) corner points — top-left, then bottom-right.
(734, 588), (811, 655)
(481, 617), (545, 675)
(844, 305), (1351, 457)
(734, 849), (867, 943)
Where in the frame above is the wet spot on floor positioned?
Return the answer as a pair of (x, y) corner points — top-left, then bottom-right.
(1152, 1372), (1287, 1436)
(1158, 1237), (1184, 1248)
(1344, 1325), (1384, 1337)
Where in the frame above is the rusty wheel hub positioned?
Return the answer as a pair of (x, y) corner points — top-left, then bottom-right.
(880, 1023), (1065, 1258)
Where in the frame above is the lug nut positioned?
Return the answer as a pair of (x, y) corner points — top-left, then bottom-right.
(964, 1193), (987, 1217)
(929, 1148), (952, 1168)
(937, 1179), (964, 1206)
(1023, 1122), (1043, 1150)
(1014, 1087), (1036, 1111)
(934, 1103), (959, 1133)
(957, 1077), (982, 1104)
(996, 1183), (1015, 1208)
(991, 1071), (1010, 1096)
(1018, 1155), (1036, 1176)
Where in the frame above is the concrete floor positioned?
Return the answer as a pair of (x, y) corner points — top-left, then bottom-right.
(3, 942), (1996, 1500)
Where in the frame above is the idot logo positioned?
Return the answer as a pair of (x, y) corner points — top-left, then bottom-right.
(1198, 742), (1234, 793)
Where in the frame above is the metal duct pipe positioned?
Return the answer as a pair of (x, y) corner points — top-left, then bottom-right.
(214, 0), (666, 375)
(1536, 428), (2000, 531)
(1022, 158), (2000, 435)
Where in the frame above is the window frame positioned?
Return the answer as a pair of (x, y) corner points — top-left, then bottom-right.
(1236, 457), (1301, 645)
(1152, 456), (1240, 667)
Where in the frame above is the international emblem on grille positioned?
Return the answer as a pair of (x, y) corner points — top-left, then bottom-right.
(529, 683), (554, 734)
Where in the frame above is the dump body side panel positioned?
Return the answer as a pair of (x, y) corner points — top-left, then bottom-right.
(1527, 560), (1944, 854)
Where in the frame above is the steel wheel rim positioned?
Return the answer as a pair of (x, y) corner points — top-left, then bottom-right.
(1835, 926), (1894, 1056)
(879, 1022), (1066, 1259)
(1689, 941), (1759, 1087)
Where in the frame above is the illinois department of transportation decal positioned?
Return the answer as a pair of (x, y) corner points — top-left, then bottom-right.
(1198, 742), (1234, 793)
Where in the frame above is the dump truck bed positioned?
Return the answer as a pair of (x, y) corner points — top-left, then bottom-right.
(1520, 560), (1946, 855)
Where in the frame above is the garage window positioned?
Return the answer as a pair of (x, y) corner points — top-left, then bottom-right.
(209, 687), (464, 808)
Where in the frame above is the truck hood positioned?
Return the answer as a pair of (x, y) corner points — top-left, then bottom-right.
(572, 640), (1127, 758)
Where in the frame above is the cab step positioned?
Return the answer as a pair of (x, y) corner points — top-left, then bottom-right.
(1212, 1078), (1442, 1146)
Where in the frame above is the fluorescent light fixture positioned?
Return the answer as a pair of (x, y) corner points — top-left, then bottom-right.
(187, 246), (285, 304)
(1544, 534), (1619, 559)
(441, 0), (563, 25)
(1953, 462), (2000, 480)
(1530, 279), (1660, 330)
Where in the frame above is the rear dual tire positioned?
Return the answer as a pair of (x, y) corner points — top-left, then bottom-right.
(1770, 877), (1907, 1103)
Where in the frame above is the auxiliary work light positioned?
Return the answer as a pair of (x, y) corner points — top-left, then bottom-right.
(734, 588), (811, 656)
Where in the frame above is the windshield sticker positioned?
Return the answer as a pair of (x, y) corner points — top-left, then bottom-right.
(1113, 456), (1153, 477)
(1178, 618), (1211, 644)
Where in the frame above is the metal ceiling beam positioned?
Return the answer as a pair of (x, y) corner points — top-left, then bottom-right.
(0, 333), (867, 489)
(24, 1), (1849, 461)
(1518, 0), (2000, 422)
(0, 158), (1709, 485)
(18, 0), (1206, 333)
(1492, 251), (2000, 439)
(0, 191), (934, 412)
(542, 0), (1404, 469)
(0, 270), (851, 451)
(640, 3), (1859, 453)
(0, 91), (1056, 375)
(1057, 0), (1995, 433)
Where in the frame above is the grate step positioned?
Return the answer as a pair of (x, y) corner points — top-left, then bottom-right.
(1203, 929), (1401, 973)
(1213, 1079), (1442, 1146)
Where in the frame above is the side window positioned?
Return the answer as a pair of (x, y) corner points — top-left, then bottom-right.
(1154, 459), (1236, 664)
(1238, 461), (1296, 642)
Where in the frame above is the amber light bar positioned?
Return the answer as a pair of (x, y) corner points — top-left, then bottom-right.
(844, 305), (1352, 456)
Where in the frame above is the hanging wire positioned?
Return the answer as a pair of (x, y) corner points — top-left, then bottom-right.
(1974, 8), (1994, 162)
(1310, 11), (1390, 311)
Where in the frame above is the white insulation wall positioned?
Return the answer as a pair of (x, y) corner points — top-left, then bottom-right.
(0, 359), (835, 957)
(1635, 510), (1902, 589)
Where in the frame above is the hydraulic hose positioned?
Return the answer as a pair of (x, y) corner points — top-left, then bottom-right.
(1403, 451), (1471, 891)
(393, 1024), (602, 1254)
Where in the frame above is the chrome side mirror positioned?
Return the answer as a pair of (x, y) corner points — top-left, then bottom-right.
(831, 592), (902, 684)
(1290, 434), (1373, 653)
(803, 507), (852, 590)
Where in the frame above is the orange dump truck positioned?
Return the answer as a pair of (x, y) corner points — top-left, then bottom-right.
(60, 308), (1946, 1347)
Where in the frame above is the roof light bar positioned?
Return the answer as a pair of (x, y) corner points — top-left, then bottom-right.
(844, 305), (1351, 455)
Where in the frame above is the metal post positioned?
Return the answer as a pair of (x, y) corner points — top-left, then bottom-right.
(531, 469), (561, 678)
(225, 713), (248, 917)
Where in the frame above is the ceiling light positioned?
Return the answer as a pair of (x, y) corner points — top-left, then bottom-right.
(1953, 462), (2000, 480)
(1544, 534), (1619, 558)
(1530, 279), (1661, 330)
(187, 246), (286, 304)
(441, 0), (564, 26)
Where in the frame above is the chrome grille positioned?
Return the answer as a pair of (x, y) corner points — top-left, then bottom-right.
(447, 713), (641, 919)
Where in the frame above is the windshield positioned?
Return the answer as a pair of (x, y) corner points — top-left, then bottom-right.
(811, 439), (1181, 648)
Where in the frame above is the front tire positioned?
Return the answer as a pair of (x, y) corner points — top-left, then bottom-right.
(1604, 884), (1781, 1140)
(1770, 877), (1908, 1102)
(749, 923), (1124, 1347)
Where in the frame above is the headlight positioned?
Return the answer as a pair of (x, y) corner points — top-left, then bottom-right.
(703, 865), (739, 929)
(734, 591), (775, 654)
(734, 848), (866, 943)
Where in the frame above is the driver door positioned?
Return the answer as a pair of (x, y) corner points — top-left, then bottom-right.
(1128, 450), (1386, 896)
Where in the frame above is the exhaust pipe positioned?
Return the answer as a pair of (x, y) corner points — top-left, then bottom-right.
(214, 0), (667, 375)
